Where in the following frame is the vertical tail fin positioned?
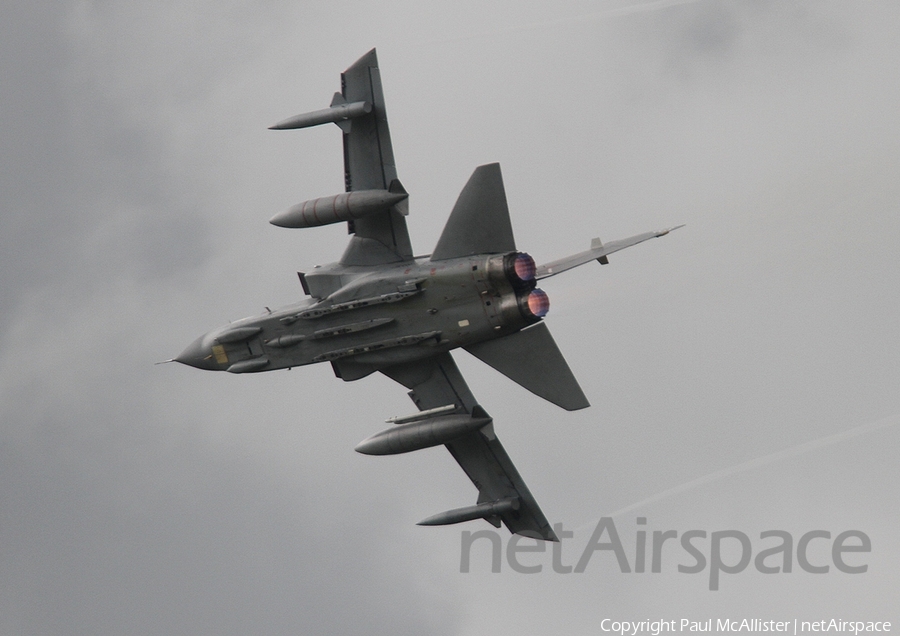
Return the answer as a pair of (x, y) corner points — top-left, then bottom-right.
(430, 163), (517, 260)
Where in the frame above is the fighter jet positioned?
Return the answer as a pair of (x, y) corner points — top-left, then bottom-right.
(175, 49), (680, 541)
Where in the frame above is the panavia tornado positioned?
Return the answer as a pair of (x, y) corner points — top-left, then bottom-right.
(175, 49), (681, 541)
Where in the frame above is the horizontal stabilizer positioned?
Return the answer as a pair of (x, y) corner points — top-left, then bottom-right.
(430, 163), (516, 260)
(465, 322), (589, 411)
(536, 225), (684, 279)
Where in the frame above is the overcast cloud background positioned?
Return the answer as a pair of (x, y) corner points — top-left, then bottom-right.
(2, 1), (898, 634)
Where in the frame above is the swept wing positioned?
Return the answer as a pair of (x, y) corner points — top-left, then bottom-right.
(178, 50), (681, 539)
(270, 49), (412, 266)
(381, 353), (558, 541)
(536, 225), (684, 280)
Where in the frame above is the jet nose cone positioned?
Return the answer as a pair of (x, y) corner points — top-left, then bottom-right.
(175, 334), (220, 370)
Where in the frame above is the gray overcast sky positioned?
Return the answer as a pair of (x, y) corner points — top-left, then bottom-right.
(2, 1), (898, 634)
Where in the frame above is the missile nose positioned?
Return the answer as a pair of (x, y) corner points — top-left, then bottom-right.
(175, 334), (220, 370)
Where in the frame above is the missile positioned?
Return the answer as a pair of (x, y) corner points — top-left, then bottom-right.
(226, 357), (269, 373)
(266, 318), (395, 349)
(265, 334), (306, 348)
(270, 189), (409, 229)
(313, 317), (393, 339)
(417, 498), (520, 526)
(355, 413), (491, 456)
(215, 326), (262, 344)
(313, 330), (440, 363)
(386, 403), (456, 424)
(290, 288), (420, 321)
(268, 99), (372, 130)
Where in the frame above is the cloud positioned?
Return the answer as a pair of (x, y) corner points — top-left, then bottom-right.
(2, 1), (899, 632)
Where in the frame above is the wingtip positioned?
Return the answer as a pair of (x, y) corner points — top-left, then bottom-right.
(268, 118), (294, 130)
(656, 224), (685, 237)
(515, 527), (560, 542)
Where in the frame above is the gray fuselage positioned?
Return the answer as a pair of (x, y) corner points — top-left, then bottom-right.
(176, 251), (546, 377)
